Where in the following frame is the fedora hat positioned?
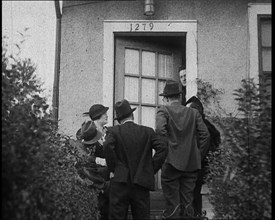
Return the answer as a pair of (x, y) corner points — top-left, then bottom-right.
(83, 104), (109, 120)
(114, 99), (136, 121)
(159, 80), (182, 97)
(76, 120), (103, 144)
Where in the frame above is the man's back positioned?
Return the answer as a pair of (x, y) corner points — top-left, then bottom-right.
(156, 101), (209, 172)
(104, 121), (167, 190)
(104, 99), (168, 220)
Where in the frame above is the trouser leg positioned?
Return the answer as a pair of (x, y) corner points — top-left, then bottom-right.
(98, 192), (109, 220)
(179, 171), (198, 216)
(108, 181), (130, 219)
(161, 163), (181, 218)
(130, 184), (150, 220)
(98, 180), (110, 220)
(193, 178), (203, 216)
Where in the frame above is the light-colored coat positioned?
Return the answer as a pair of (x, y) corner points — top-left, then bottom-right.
(156, 101), (210, 172)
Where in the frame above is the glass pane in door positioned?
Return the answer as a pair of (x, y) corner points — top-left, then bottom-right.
(125, 76), (139, 102)
(158, 80), (166, 105)
(125, 49), (139, 75)
(158, 53), (173, 78)
(142, 51), (155, 77)
(131, 104), (139, 124)
(141, 106), (155, 129)
(141, 79), (155, 104)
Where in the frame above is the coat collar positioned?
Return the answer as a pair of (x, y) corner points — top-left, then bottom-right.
(170, 100), (181, 106)
(121, 119), (134, 124)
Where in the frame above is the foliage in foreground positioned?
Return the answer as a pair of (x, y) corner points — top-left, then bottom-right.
(199, 78), (271, 219)
(2, 37), (99, 219)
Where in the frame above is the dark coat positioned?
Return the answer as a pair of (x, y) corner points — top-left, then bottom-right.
(203, 119), (221, 154)
(75, 141), (109, 189)
(200, 118), (221, 182)
(156, 101), (210, 172)
(103, 121), (168, 191)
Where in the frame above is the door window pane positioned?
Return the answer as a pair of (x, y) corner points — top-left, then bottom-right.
(141, 79), (155, 104)
(125, 77), (139, 102)
(142, 51), (155, 77)
(141, 106), (155, 129)
(125, 49), (139, 75)
(130, 104), (139, 124)
(131, 105), (139, 124)
(158, 53), (172, 78)
(158, 81), (166, 104)
(166, 55), (172, 78)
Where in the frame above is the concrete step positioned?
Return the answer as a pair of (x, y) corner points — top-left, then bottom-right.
(148, 185), (215, 219)
(127, 185), (215, 219)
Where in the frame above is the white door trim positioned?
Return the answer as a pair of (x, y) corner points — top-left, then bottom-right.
(103, 20), (198, 125)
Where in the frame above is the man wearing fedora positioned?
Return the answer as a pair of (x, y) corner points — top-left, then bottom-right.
(103, 99), (168, 220)
(156, 80), (210, 218)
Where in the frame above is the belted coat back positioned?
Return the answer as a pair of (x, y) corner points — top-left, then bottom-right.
(156, 101), (210, 172)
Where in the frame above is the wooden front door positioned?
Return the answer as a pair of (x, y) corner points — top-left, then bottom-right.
(115, 35), (185, 189)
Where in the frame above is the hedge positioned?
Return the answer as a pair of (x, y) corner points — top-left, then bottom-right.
(198, 78), (271, 219)
(2, 37), (99, 220)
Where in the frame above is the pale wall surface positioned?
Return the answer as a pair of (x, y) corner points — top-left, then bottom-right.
(59, 0), (271, 136)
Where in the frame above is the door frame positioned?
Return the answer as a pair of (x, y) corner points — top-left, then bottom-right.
(103, 20), (198, 125)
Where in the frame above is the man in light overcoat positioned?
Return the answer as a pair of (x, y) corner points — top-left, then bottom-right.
(156, 80), (210, 218)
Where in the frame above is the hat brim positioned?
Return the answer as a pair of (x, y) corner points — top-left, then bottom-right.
(76, 128), (82, 140)
(99, 107), (109, 116)
(82, 130), (103, 145)
(82, 107), (109, 119)
(159, 91), (182, 97)
(114, 108), (136, 120)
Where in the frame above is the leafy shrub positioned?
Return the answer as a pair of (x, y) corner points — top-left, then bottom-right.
(2, 36), (99, 219)
(196, 78), (225, 118)
(204, 78), (271, 219)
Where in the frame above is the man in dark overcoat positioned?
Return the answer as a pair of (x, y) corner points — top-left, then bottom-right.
(156, 80), (210, 218)
(103, 99), (168, 220)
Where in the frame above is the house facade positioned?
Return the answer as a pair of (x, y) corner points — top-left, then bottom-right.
(54, 0), (271, 140)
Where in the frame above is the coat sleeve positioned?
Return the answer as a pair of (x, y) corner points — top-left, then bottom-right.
(150, 130), (168, 174)
(155, 106), (168, 139)
(94, 142), (105, 158)
(196, 111), (210, 158)
(204, 119), (221, 152)
(103, 129), (117, 173)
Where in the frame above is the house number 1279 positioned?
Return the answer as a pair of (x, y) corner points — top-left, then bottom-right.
(130, 23), (154, 32)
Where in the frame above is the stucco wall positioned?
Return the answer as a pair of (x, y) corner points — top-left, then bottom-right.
(59, 0), (271, 136)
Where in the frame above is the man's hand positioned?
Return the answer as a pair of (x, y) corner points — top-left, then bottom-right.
(110, 172), (115, 179)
